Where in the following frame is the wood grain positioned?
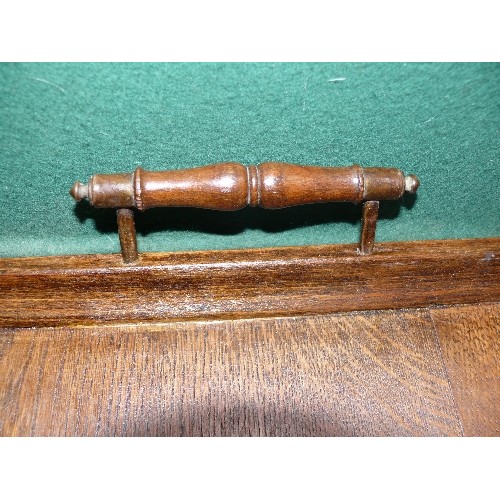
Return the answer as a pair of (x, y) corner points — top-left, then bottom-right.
(0, 238), (499, 328)
(431, 303), (500, 436)
(0, 309), (462, 436)
(72, 163), (414, 210)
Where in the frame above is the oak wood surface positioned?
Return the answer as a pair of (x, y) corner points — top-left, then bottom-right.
(1, 238), (499, 328)
(431, 304), (500, 436)
(0, 308), (464, 437)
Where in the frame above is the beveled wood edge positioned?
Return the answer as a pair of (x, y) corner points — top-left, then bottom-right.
(1, 237), (497, 272)
(0, 238), (499, 328)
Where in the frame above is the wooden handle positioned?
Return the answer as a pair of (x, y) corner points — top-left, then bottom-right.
(70, 162), (419, 211)
(70, 162), (420, 262)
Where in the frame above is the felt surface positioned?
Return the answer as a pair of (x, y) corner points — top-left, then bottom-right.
(0, 62), (499, 258)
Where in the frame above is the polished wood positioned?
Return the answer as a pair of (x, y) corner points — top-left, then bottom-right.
(360, 200), (379, 255)
(117, 208), (138, 264)
(71, 163), (419, 210)
(0, 238), (499, 328)
(0, 307), (465, 437)
(431, 303), (500, 436)
(136, 163), (250, 211)
(70, 163), (420, 261)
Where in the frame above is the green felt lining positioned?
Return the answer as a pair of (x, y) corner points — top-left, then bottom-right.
(0, 62), (499, 258)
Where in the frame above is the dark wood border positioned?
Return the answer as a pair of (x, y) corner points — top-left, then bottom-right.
(1, 238), (499, 328)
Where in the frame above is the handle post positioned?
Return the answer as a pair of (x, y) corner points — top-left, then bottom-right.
(360, 201), (379, 255)
(117, 208), (138, 264)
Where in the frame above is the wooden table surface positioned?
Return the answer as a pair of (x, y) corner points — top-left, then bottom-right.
(1, 302), (498, 436)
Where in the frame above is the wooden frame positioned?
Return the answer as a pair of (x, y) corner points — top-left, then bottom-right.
(1, 237), (499, 328)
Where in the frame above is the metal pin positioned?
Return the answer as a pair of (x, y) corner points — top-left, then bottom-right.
(360, 200), (379, 255)
(117, 208), (138, 264)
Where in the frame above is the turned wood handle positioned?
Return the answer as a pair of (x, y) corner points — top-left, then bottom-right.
(70, 162), (419, 211)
